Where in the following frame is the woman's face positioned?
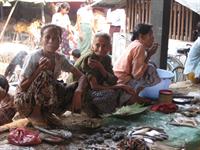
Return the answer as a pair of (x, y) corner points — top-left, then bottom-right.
(61, 8), (69, 14)
(141, 30), (154, 48)
(41, 27), (61, 53)
(92, 36), (111, 57)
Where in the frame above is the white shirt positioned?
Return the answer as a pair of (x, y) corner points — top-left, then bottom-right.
(21, 49), (73, 80)
(184, 37), (200, 78)
(52, 13), (71, 29)
(77, 6), (94, 24)
(107, 9), (125, 27)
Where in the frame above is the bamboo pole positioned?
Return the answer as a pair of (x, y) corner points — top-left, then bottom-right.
(0, 0), (19, 41)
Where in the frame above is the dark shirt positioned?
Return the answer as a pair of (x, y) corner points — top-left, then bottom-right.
(74, 51), (117, 86)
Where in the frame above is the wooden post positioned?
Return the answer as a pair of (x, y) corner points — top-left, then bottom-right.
(0, 0), (18, 41)
(41, 3), (45, 24)
(0, 2), (3, 21)
(150, 0), (171, 69)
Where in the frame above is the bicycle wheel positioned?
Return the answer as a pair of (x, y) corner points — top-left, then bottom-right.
(167, 55), (184, 68)
(172, 66), (186, 82)
(167, 58), (176, 82)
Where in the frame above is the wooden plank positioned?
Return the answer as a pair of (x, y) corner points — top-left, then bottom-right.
(188, 11), (192, 41)
(172, 1), (177, 39)
(126, 0), (130, 32)
(131, 0), (135, 31)
(142, 0), (145, 22)
(138, 0), (142, 23)
(135, 0), (138, 24)
(185, 9), (189, 41)
(148, 0), (151, 24)
(180, 6), (184, 40)
(145, 0), (148, 23)
(169, 0), (173, 38)
(176, 3), (181, 39)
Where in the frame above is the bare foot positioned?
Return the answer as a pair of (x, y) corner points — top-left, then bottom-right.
(28, 105), (47, 127)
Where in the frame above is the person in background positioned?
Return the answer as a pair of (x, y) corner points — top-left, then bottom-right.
(71, 32), (149, 117)
(107, 8), (126, 39)
(52, 2), (72, 56)
(0, 74), (16, 126)
(14, 24), (86, 126)
(76, 2), (95, 55)
(70, 49), (81, 64)
(113, 23), (160, 94)
(4, 51), (28, 83)
(184, 22), (200, 84)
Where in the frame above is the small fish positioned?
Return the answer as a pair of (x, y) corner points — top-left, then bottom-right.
(131, 127), (150, 135)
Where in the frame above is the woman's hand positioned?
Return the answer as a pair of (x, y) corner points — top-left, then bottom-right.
(71, 90), (82, 113)
(88, 58), (108, 78)
(38, 57), (51, 72)
(147, 42), (159, 56)
(88, 58), (104, 70)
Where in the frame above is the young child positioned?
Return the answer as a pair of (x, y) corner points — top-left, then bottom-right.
(0, 74), (16, 125)
(14, 24), (86, 126)
(70, 49), (81, 64)
(52, 2), (72, 56)
(73, 32), (146, 117)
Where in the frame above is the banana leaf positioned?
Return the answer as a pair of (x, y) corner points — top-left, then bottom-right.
(104, 103), (149, 118)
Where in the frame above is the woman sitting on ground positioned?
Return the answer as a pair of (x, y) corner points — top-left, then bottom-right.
(14, 24), (86, 126)
(69, 32), (148, 117)
(0, 74), (16, 126)
(113, 23), (160, 94)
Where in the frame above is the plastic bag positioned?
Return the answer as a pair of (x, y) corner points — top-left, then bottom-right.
(8, 127), (41, 146)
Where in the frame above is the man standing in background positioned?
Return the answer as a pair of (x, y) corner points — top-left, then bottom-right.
(76, 2), (94, 55)
(107, 8), (126, 39)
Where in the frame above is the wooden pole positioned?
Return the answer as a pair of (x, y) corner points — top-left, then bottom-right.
(0, 0), (19, 41)
(0, 2), (3, 21)
(41, 3), (45, 24)
(151, 0), (171, 69)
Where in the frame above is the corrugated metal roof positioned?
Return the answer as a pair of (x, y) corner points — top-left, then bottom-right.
(175, 0), (200, 14)
(1, 0), (85, 3)
(92, 0), (125, 8)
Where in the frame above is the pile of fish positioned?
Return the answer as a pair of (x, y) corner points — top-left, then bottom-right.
(127, 126), (168, 144)
(170, 116), (198, 127)
(84, 125), (127, 145)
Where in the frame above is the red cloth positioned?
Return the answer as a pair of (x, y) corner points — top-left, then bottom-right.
(8, 128), (41, 146)
(151, 103), (178, 114)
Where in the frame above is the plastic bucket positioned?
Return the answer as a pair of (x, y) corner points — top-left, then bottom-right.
(139, 69), (174, 99)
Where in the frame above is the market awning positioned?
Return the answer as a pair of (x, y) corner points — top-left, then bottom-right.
(91, 0), (125, 8)
(1, 0), (86, 3)
(175, 0), (200, 15)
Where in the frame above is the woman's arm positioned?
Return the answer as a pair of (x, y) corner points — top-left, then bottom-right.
(87, 57), (117, 85)
(89, 76), (136, 96)
(70, 67), (87, 92)
(19, 57), (51, 91)
(70, 67), (87, 113)
(145, 43), (159, 63)
(0, 87), (7, 100)
(89, 76), (112, 90)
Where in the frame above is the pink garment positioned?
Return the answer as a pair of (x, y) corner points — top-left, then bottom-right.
(113, 40), (148, 84)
